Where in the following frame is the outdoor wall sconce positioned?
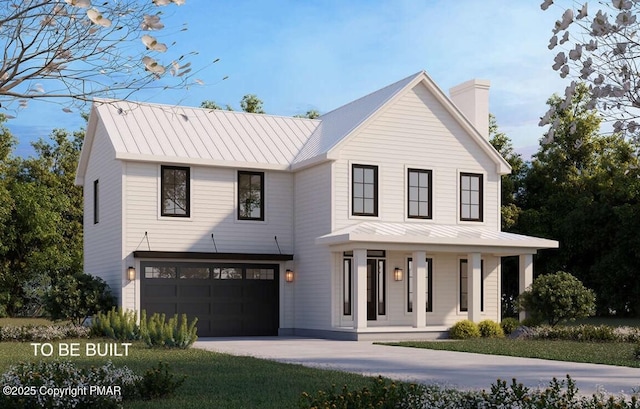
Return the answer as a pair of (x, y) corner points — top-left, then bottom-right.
(127, 266), (136, 281)
(393, 267), (403, 281)
(285, 269), (294, 283)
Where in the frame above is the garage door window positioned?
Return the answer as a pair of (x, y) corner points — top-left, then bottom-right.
(246, 268), (275, 280)
(179, 267), (210, 279)
(145, 266), (176, 278)
(213, 267), (242, 279)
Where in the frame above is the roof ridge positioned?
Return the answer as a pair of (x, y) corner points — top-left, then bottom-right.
(319, 71), (424, 118)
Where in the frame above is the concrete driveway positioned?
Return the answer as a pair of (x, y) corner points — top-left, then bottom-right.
(194, 337), (640, 396)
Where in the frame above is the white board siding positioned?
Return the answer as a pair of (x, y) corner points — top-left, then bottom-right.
(82, 121), (123, 302)
(123, 163), (294, 255)
(333, 83), (500, 231)
(292, 162), (333, 330)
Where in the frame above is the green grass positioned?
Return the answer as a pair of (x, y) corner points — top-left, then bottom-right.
(0, 339), (374, 409)
(385, 338), (640, 368)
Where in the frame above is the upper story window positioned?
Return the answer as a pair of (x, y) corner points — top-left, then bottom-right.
(460, 173), (483, 222)
(407, 169), (432, 219)
(93, 179), (99, 224)
(352, 164), (378, 217)
(238, 171), (264, 220)
(161, 166), (190, 217)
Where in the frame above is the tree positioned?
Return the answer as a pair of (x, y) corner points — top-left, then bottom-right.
(0, 0), (202, 114)
(239, 94), (265, 114)
(540, 0), (640, 140)
(515, 83), (640, 315)
(200, 100), (233, 111)
(294, 109), (321, 119)
(489, 114), (524, 230)
(201, 94), (265, 113)
(519, 271), (596, 326)
(0, 122), (85, 316)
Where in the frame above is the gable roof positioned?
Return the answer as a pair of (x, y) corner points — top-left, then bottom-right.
(292, 70), (510, 173)
(76, 70), (511, 185)
(79, 99), (319, 175)
(292, 72), (422, 167)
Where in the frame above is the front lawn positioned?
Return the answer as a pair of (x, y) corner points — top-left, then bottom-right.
(384, 338), (640, 368)
(0, 340), (374, 409)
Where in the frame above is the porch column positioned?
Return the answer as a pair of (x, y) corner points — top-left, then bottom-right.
(412, 251), (427, 328)
(352, 248), (367, 329)
(467, 252), (482, 322)
(519, 254), (533, 321)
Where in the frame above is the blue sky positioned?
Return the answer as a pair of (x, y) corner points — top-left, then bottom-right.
(6, 0), (567, 158)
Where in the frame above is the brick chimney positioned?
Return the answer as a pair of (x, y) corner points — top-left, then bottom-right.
(449, 79), (490, 140)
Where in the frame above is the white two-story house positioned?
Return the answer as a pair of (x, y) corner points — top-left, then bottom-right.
(75, 71), (558, 339)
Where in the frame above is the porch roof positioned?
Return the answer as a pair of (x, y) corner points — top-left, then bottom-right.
(315, 222), (559, 254)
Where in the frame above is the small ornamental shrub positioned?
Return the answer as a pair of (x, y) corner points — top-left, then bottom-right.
(530, 325), (623, 342)
(0, 324), (90, 342)
(301, 375), (640, 409)
(136, 361), (186, 400)
(518, 271), (596, 326)
(0, 360), (139, 409)
(92, 307), (140, 341)
(298, 376), (425, 409)
(634, 343), (640, 361)
(478, 320), (505, 338)
(449, 320), (480, 339)
(500, 317), (520, 335)
(139, 311), (198, 349)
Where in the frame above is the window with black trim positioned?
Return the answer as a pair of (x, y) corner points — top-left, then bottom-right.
(343, 258), (352, 316)
(93, 179), (99, 224)
(352, 164), (378, 216)
(460, 173), (483, 221)
(408, 169), (432, 219)
(459, 259), (484, 312)
(161, 166), (190, 217)
(238, 171), (264, 220)
(407, 258), (433, 313)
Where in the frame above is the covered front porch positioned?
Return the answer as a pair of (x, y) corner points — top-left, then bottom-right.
(316, 222), (559, 340)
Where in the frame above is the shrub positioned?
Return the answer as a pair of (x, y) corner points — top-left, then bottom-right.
(45, 272), (116, 325)
(92, 307), (139, 341)
(139, 311), (198, 348)
(299, 376), (425, 409)
(303, 376), (640, 409)
(500, 317), (520, 335)
(518, 271), (596, 326)
(478, 320), (504, 338)
(449, 320), (480, 339)
(135, 361), (186, 400)
(0, 324), (90, 342)
(0, 360), (139, 408)
(634, 343), (640, 361)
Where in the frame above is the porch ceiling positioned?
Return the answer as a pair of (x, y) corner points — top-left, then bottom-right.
(315, 222), (558, 255)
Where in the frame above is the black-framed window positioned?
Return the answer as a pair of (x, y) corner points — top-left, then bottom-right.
(161, 166), (190, 217)
(460, 173), (483, 221)
(343, 258), (352, 316)
(93, 179), (99, 224)
(352, 164), (378, 216)
(408, 169), (432, 219)
(407, 258), (433, 313)
(460, 259), (484, 312)
(238, 171), (264, 220)
(376, 259), (386, 316)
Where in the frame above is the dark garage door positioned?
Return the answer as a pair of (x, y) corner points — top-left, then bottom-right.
(141, 262), (279, 337)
